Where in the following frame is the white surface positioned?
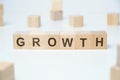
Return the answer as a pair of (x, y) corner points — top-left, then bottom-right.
(0, 0), (120, 80)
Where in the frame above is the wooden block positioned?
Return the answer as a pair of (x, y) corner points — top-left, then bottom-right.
(13, 32), (29, 49)
(45, 32), (60, 49)
(91, 31), (107, 49)
(52, 0), (62, 11)
(0, 4), (3, 15)
(76, 32), (92, 49)
(28, 32), (47, 49)
(107, 13), (119, 26)
(0, 16), (3, 26)
(117, 44), (120, 67)
(0, 62), (14, 80)
(60, 32), (76, 49)
(70, 16), (83, 27)
(28, 16), (41, 28)
(111, 66), (120, 80)
(51, 10), (63, 21)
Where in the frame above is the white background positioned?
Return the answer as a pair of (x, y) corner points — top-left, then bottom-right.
(0, 0), (120, 80)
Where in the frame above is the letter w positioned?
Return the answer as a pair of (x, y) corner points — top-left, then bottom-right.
(62, 38), (73, 47)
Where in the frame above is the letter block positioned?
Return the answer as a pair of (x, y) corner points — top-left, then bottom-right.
(51, 10), (63, 21)
(111, 66), (120, 80)
(117, 44), (120, 67)
(70, 16), (83, 27)
(0, 62), (14, 80)
(28, 16), (41, 28)
(107, 13), (119, 26)
(91, 31), (107, 49)
(0, 16), (3, 26)
(0, 4), (3, 16)
(28, 32), (47, 49)
(76, 32), (92, 49)
(45, 32), (60, 49)
(60, 32), (76, 49)
(13, 32), (29, 49)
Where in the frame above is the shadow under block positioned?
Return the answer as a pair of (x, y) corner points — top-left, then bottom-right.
(91, 31), (107, 49)
(51, 10), (62, 21)
(60, 32), (76, 49)
(111, 66), (120, 80)
(0, 4), (3, 15)
(13, 32), (29, 49)
(107, 13), (119, 26)
(0, 62), (14, 80)
(0, 16), (3, 26)
(28, 16), (41, 28)
(117, 44), (120, 67)
(70, 16), (83, 27)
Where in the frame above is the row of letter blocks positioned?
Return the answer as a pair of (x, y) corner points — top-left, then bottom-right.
(0, 62), (14, 80)
(111, 45), (120, 80)
(13, 31), (107, 49)
(0, 4), (3, 26)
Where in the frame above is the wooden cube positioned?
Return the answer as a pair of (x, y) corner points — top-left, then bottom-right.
(91, 31), (107, 49)
(0, 16), (3, 26)
(51, 10), (62, 21)
(52, 0), (62, 11)
(117, 44), (120, 67)
(28, 16), (41, 28)
(45, 32), (60, 49)
(60, 32), (76, 49)
(28, 32), (47, 49)
(76, 32), (92, 49)
(111, 66), (120, 80)
(13, 32), (29, 49)
(0, 4), (3, 15)
(0, 62), (14, 80)
(107, 13), (119, 26)
(70, 16), (83, 27)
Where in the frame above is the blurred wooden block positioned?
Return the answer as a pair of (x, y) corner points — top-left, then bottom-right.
(60, 32), (76, 49)
(117, 44), (120, 67)
(45, 32), (60, 49)
(13, 32), (29, 49)
(0, 16), (3, 26)
(107, 13), (119, 26)
(28, 32), (47, 49)
(51, 10), (62, 21)
(52, 0), (62, 11)
(91, 31), (107, 49)
(0, 4), (3, 15)
(76, 32), (92, 49)
(28, 16), (41, 28)
(70, 16), (83, 27)
(0, 62), (14, 80)
(111, 66), (120, 80)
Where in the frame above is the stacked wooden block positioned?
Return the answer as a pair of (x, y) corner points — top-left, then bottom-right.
(0, 4), (3, 26)
(107, 13), (120, 26)
(51, 0), (63, 21)
(0, 62), (14, 80)
(13, 31), (107, 49)
(111, 44), (120, 80)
